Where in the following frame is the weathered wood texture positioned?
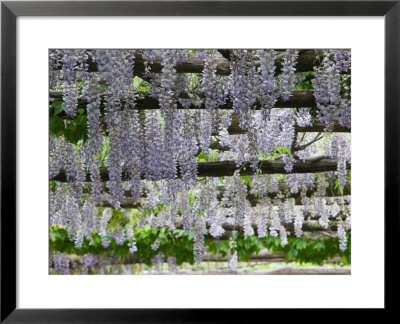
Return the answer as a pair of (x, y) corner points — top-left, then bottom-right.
(109, 195), (350, 210)
(52, 49), (318, 76)
(50, 89), (317, 113)
(225, 113), (350, 135)
(50, 91), (350, 134)
(169, 268), (350, 275)
(218, 220), (342, 237)
(51, 158), (350, 182)
(103, 190), (351, 209)
(265, 267), (350, 275)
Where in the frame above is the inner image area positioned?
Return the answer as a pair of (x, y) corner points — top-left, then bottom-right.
(49, 49), (351, 275)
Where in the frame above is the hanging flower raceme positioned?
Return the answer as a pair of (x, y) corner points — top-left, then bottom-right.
(228, 50), (260, 130)
(61, 49), (89, 117)
(257, 49), (277, 112)
(144, 110), (165, 181)
(312, 49), (351, 131)
(202, 50), (219, 110)
(278, 49), (299, 101)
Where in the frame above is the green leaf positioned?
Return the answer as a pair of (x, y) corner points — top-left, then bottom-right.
(76, 115), (88, 126)
(334, 179), (339, 189)
(49, 115), (65, 136)
(240, 176), (252, 188)
(196, 152), (206, 162)
(207, 150), (219, 162)
(49, 180), (57, 189)
(313, 241), (325, 251)
(244, 240), (251, 250)
(51, 101), (64, 116)
(63, 117), (88, 144)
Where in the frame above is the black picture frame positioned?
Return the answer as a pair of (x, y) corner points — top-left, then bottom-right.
(1, 0), (398, 321)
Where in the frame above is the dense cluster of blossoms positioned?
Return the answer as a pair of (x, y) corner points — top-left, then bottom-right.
(324, 133), (351, 187)
(49, 172), (351, 266)
(49, 252), (182, 275)
(50, 251), (71, 275)
(49, 49), (351, 271)
(312, 49), (351, 130)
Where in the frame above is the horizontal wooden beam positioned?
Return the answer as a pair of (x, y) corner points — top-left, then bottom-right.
(51, 158), (349, 182)
(218, 220), (342, 237)
(194, 158), (347, 177)
(225, 113), (350, 135)
(89, 179), (350, 208)
(166, 267), (350, 275)
(103, 192), (350, 209)
(52, 49), (318, 76)
(50, 89), (317, 115)
(265, 267), (350, 275)
(52, 91), (350, 133)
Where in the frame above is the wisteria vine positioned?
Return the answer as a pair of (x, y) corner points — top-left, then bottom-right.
(49, 49), (351, 273)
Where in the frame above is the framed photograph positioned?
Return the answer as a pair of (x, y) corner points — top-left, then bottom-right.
(1, 0), (397, 321)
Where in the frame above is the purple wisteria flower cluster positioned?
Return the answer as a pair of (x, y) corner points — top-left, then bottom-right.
(49, 49), (351, 269)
